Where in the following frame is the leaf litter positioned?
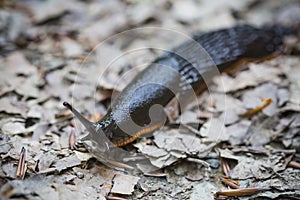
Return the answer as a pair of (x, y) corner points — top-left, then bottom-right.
(0, 0), (299, 200)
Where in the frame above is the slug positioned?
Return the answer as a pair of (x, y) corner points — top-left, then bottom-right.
(63, 24), (295, 152)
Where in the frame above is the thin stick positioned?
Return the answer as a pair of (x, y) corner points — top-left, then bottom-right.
(215, 188), (268, 199)
(241, 98), (272, 117)
(16, 147), (26, 179)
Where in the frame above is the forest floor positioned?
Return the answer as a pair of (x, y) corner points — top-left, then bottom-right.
(0, 0), (300, 199)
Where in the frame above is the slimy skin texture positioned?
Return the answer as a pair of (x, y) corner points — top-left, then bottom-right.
(73, 25), (296, 147)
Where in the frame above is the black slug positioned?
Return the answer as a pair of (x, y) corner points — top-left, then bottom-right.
(63, 24), (296, 152)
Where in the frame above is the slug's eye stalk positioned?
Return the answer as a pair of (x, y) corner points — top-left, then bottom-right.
(63, 101), (111, 153)
(63, 101), (72, 110)
(63, 101), (98, 135)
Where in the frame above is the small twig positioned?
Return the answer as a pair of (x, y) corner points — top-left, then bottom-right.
(220, 157), (231, 177)
(186, 157), (210, 168)
(26, 162), (39, 175)
(214, 188), (268, 199)
(220, 179), (239, 189)
(186, 157), (211, 180)
(288, 161), (300, 169)
(213, 174), (240, 189)
(240, 98), (272, 117)
(16, 147), (27, 179)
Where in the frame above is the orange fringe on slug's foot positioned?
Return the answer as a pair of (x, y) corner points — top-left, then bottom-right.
(112, 122), (164, 147)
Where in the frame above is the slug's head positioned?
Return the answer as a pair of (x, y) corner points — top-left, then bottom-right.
(63, 101), (112, 155)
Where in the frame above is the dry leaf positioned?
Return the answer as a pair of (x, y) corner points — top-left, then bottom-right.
(111, 174), (140, 195)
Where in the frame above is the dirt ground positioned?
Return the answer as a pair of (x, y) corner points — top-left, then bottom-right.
(0, 0), (300, 199)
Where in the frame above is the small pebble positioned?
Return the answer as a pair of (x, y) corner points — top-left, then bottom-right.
(76, 172), (84, 179)
(205, 159), (220, 169)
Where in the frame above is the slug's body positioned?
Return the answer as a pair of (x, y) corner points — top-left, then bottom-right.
(64, 24), (295, 151)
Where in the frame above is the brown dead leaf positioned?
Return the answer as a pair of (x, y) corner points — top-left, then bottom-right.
(0, 52), (40, 98)
(211, 94), (246, 125)
(60, 38), (83, 58)
(0, 134), (11, 155)
(226, 120), (251, 145)
(248, 126), (276, 147)
(149, 154), (178, 168)
(282, 57), (300, 105)
(32, 123), (51, 141)
(136, 162), (163, 175)
(0, 97), (27, 117)
(126, 1), (158, 24)
(218, 149), (240, 161)
(27, 105), (42, 119)
(23, 0), (74, 24)
(0, 175), (56, 199)
(230, 152), (292, 180)
(137, 145), (168, 158)
(190, 182), (218, 200)
(111, 174), (140, 195)
(199, 117), (227, 142)
(277, 88), (290, 107)
(53, 154), (82, 172)
(79, 13), (127, 46)
(172, 1), (202, 22)
(253, 168), (300, 199)
(2, 162), (17, 179)
(230, 156), (268, 179)
(38, 152), (56, 172)
(2, 120), (26, 135)
(214, 62), (282, 93)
